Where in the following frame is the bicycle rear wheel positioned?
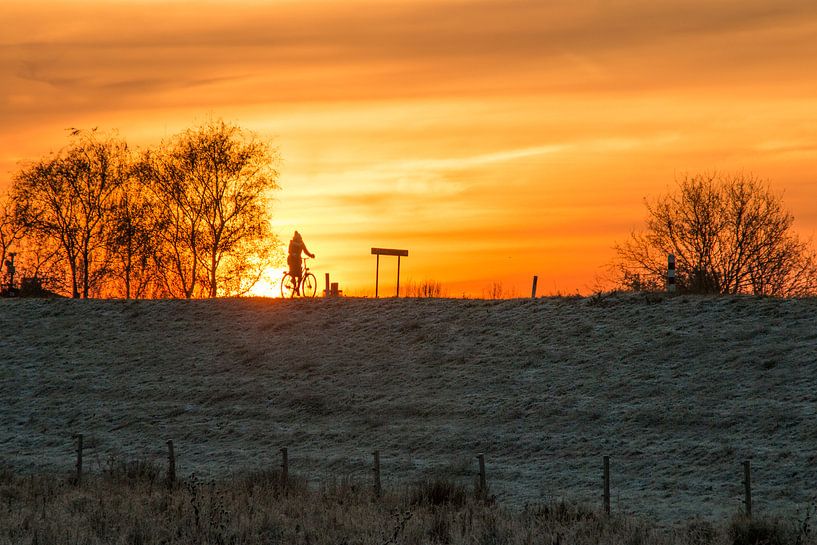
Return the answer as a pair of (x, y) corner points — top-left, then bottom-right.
(301, 272), (317, 298)
(280, 273), (298, 298)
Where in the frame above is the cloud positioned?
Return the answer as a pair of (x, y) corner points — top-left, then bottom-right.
(2, 0), (817, 126)
(282, 144), (566, 215)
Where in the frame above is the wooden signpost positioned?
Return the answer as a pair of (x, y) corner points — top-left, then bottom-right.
(371, 248), (408, 298)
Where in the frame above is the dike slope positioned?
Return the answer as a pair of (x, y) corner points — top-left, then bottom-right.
(1, 294), (816, 522)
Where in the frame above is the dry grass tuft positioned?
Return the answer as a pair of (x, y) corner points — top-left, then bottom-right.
(409, 477), (469, 508)
(728, 515), (798, 545)
(0, 467), (816, 545)
(403, 279), (446, 298)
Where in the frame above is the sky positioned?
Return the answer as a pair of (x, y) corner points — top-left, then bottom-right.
(1, 0), (816, 297)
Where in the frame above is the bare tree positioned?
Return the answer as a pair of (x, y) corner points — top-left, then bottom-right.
(613, 173), (817, 296)
(13, 153), (81, 297)
(142, 119), (280, 298)
(105, 178), (165, 299)
(140, 152), (202, 298)
(11, 129), (130, 298)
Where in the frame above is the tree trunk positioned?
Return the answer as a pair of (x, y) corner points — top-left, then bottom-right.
(82, 249), (90, 299)
(210, 251), (218, 298)
(69, 259), (79, 299)
(125, 245), (132, 300)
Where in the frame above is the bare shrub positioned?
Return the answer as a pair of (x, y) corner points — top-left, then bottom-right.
(613, 173), (817, 296)
(485, 281), (505, 299)
(404, 279), (446, 298)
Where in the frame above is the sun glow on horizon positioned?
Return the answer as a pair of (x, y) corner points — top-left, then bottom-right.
(245, 267), (288, 298)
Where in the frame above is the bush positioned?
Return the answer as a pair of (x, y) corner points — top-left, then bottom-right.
(730, 515), (795, 545)
(409, 478), (469, 508)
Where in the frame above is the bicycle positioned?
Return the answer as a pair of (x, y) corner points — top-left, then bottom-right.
(281, 258), (317, 298)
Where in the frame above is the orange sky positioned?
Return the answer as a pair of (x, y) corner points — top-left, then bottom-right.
(1, 0), (816, 296)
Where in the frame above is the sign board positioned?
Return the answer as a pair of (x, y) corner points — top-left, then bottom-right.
(371, 248), (408, 257)
(371, 248), (409, 297)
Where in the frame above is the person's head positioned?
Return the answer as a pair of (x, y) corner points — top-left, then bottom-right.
(293, 230), (302, 241)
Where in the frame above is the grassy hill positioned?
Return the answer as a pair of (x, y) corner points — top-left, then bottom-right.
(1, 294), (815, 523)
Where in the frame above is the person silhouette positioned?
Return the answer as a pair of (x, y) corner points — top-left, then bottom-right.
(287, 231), (315, 294)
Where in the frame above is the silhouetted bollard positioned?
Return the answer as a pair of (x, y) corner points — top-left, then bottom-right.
(477, 453), (487, 498)
(743, 460), (752, 518)
(281, 447), (289, 489)
(166, 440), (176, 489)
(373, 450), (382, 498)
(667, 254), (676, 293)
(531, 275), (538, 298)
(604, 456), (610, 515)
(75, 434), (83, 485)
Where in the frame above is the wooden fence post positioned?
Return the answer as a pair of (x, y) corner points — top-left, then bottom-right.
(604, 456), (610, 515)
(743, 460), (752, 518)
(375, 255), (380, 298)
(531, 276), (538, 299)
(373, 450), (382, 498)
(166, 440), (176, 489)
(396, 256), (402, 297)
(477, 453), (487, 498)
(281, 447), (289, 489)
(75, 434), (83, 485)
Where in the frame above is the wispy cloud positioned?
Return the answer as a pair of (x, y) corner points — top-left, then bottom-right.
(3, 0), (817, 124)
(392, 145), (567, 171)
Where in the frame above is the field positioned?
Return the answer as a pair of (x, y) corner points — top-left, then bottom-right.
(1, 294), (816, 528)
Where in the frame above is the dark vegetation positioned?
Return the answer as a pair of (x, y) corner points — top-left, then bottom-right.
(0, 120), (279, 299)
(613, 173), (817, 296)
(0, 463), (812, 545)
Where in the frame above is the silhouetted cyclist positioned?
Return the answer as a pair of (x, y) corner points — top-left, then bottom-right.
(287, 231), (315, 295)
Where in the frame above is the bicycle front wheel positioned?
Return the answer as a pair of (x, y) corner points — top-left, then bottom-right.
(281, 273), (298, 298)
(301, 273), (317, 298)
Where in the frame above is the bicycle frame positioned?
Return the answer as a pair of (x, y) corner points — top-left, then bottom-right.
(281, 258), (316, 298)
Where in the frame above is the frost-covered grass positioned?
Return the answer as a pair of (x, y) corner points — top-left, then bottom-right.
(1, 293), (816, 524)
